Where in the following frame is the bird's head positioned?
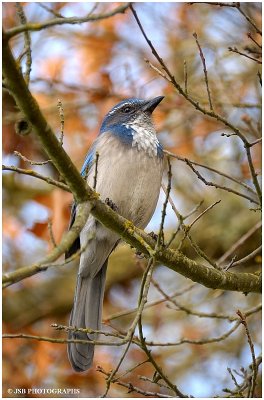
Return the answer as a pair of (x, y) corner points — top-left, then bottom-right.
(100, 96), (164, 134)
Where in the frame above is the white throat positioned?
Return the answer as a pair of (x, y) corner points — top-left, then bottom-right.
(124, 121), (159, 157)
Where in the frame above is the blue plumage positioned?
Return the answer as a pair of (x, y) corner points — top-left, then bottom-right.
(67, 96), (164, 372)
(102, 122), (134, 145)
(80, 146), (95, 177)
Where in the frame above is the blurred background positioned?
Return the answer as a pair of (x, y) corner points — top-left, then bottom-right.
(3, 2), (261, 398)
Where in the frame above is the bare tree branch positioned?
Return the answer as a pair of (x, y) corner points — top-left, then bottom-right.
(218, 221), (261, 264)
(237, 310), (259, 397)
(164, 150), (257, 196)
(130, 4), (262, 205)
(193, 32), (214, 110)
(2, 164), (70, 192)
(5, 3), (131, 39)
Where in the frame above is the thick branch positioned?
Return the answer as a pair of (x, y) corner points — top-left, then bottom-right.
(3, 32), (90, 204)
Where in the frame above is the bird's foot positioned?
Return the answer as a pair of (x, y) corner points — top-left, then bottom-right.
(148, 231), (158, 241)
(105, 197), (118, 212)
(135, 231), (158, 258)
(135, 249), (145, 258)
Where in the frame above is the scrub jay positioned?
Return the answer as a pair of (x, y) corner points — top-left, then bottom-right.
(67, 96), (164, 372)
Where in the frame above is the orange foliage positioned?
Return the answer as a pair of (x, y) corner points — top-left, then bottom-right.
(3, 213), (24, 239)
(39, 57), (65, 81)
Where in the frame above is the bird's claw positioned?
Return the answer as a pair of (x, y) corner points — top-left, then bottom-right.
(135, 231), (158, 258)
(135, 249), (145, 258)
(105, 197), (118, 212)
(148, 231), (158, 241)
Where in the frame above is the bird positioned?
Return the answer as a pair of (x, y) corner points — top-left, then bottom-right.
(66, 96), (164, 372)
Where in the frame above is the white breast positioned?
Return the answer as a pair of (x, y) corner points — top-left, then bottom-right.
(124, 121), (160, 157)
(87, 133), (163, 228)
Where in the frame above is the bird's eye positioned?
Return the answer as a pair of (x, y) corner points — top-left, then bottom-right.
(122, 106), (132, 113)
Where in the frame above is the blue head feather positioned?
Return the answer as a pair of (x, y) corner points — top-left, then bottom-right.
(81, 97), (164, 175)
(100, 98), (145, 132)
(100, 98), (145, 145)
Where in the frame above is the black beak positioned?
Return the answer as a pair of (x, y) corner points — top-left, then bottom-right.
(142, 96), (164, 113)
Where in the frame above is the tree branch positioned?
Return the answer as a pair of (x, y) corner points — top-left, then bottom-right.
(130, 4), (262, 206)
(164, 150), (257, 196)
(5, 3), (131, 39)
(2, 202), (91, 287)
(2, 164), (70, 192)
(2, 31), (261, 294)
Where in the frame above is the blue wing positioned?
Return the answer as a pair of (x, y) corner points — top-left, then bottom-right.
(80, 144), (95, 178)
(65, 145), (95, 259)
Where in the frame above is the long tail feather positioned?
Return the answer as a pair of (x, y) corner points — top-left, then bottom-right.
(67, 260), (108, 372)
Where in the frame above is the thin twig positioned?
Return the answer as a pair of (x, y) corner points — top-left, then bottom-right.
(2, 333), (123, 347)
(194, 3), (261, 36)
(164, 148), (257, 197)
(188, 200), (221, 229)
(237, 310), (258, 397)
(6, 3), (131, 39)
(223, 356), (262, 396)
(228, 46), (262, 64)
(135, 170), (187, 398)
(187, 232), (221, 270)
(249, 137), (262, 147)
(247, 32), (262, 49)
(183, 60), (188, 94)
(162, 184), (221, 270)
(242, 142), (262, 205)
(188, 2), (238, 7)
(227, 367), (242, 391)
(217, 220), (261, 264)
(47, 219), (57, 247)
(137, 284), (187, 397)
(52, 323), (127, 341)
(97, 366), (172, 398)
(139, 375), (171, 391)
(257, 71), (262, 86)
(152, 278), (261, 321)
(146, 320), (241, 347)
(185, 200), (205, 220)
(157, 156), (172, 247)
(165, 201), (204, 248)
(38, 3), (65, 18)
(236, 3), (262, 36)
(241, 113), (262, 139)
(184, 157), (259, 205)
(115, 359), (150, 380)
(101, 258), (155, 397)
(104, 283), (195, 322)
(193, 32), (214, 110)
(5, 307), (261, 350)
(14, 150), (51, 166)
(57, 99), (64, 146)
(2, 164), (70, 192)
(225, 245), (261, 270)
